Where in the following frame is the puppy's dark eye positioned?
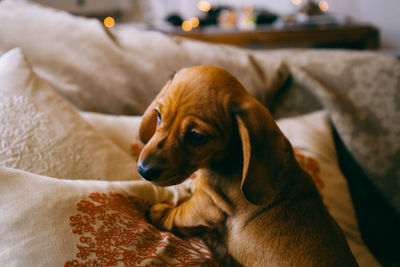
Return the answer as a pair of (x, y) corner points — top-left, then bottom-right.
(185, 130), (208, 146)
(156, 109), (161, 125)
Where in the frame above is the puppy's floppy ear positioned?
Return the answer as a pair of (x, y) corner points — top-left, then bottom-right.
(233, 97), (291, 206)
(139, 100), (157, 144)
(139, 81), (170, 144)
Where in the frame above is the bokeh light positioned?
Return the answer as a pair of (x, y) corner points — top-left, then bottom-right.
(197, 1), (211, 12)
(189, 17), (200, 28)
(291, 0), (302, 6)
(104, 16), (115, 28)
(243, 5), (254, 13)
(319, 1), (329, 11)
(182, 20), (193, 31)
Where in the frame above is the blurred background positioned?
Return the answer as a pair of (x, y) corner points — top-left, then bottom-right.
(31, 0), (399, 51)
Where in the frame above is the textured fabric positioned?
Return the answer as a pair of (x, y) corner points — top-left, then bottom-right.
(277, 111), (380, 267)
(253, 49), (400, 215)
(0, 0), (289, 115)
(0, 48), (140, 181)
(79, 111), (142, 155)
(268, 50), (400, 215)
(0, 166), (207, 267)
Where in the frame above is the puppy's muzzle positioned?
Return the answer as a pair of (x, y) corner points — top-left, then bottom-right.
(137, 160), (162, 181)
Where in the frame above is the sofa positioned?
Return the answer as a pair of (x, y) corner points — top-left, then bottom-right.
(0, 1), (399, 266)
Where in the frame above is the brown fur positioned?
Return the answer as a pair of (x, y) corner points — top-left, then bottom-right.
(137, 65), (358, 266)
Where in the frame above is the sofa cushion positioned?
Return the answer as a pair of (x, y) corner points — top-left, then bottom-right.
(0, 0), (288, 115)
(0, 48), (140, 181)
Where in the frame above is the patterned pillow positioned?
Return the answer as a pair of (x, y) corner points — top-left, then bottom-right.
(0, 166), (212, 266)
(0, 48), (139, 181)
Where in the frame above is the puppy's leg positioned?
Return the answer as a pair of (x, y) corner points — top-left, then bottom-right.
(149, 188), (225, 236)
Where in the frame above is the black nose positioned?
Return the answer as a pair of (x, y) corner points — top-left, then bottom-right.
(137, 161), (162, 181)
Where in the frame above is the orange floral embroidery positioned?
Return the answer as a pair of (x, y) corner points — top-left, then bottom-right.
(294, 150), (325, 192)
(64, 192), (216, 267)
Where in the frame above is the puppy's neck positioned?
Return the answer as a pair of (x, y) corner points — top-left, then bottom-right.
(209, 153), (243, 177)
(209, 132), (244, 176)
(206, 151), (319, 213)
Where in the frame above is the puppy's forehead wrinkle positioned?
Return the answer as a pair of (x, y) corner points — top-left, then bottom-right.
(162, 68), (239, 136)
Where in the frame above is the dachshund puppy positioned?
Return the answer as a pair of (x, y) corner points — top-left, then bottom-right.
(137, 66), (358, 266)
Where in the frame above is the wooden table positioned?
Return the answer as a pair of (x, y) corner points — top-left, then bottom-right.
(159, 24), (379, 50)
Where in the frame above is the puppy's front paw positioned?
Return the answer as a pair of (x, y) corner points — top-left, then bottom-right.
(149, 203), (173, 230)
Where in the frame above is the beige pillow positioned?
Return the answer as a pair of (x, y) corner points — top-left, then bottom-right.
(79, 111), (142, 156)
(277, 111), (381, 267)
(0, 0), (288, 114)
(0, 48), (140, 181)
(0, 166), (211, 266)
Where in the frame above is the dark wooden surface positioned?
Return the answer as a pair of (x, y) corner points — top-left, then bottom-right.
(159, 24), (380, 50)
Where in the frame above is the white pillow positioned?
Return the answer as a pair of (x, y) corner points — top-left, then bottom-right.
(0, 48), (140, 181)
(0, 166), (210, 266)
(0, 0), (288, 114)
(277, 111), (381, 267)
(79, 111), (142, 156)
